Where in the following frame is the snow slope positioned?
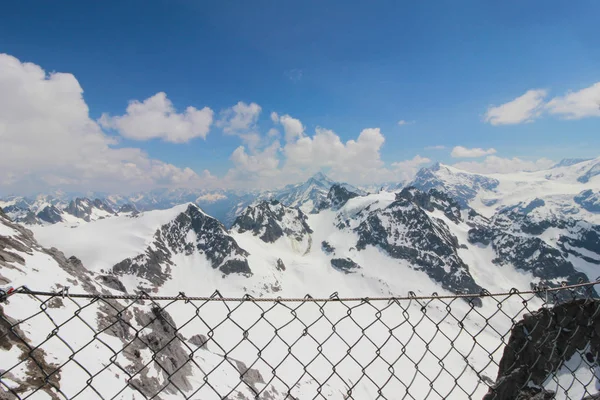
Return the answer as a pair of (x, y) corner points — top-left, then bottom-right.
(5, 185), (600, 399)
(411, 157), (600, 223)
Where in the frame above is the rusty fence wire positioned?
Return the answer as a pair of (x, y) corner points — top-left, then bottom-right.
(1, 281), (600, 400)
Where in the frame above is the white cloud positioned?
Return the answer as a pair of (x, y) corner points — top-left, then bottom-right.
(223, 123), (393, 189)
(546, 82), (600, 119)
(391, 155), (431, 182)
(0, 53), (213, 194)
(195, 193), (227, 203)
(277, 114), (305, 142)
(397, 120), (415, 126)
(451, 146), (497, 158)
(483, 89), (547, 125)
(218, 101), (262, 134)
(425, 145), (446, 150)
(282, 127), (389, 184)
(99, 92), (213, 143)
(226, 141), (281, 185)
(267, 128), (280, 137)
(453, 155), (555, 174)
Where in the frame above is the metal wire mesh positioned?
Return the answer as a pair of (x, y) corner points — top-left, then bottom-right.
(1, 282), (600, 400)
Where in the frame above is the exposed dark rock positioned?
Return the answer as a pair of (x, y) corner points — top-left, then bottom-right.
(354, 189), (483, 305)
(233, 200), (312, 244)
(484, 299), (600, 400)
(113, 204), (251, 287)
(188, 334), (209, 349)
(0, 306), (61, 399)
(36, 205), (63, 224)
(96, 274), (128, 293)
(321, 241), (335, 255)
(232, 359), (265, 392)
(575, 190), (600, 213)
(118, 203), (139, 215)
(65, 198), (94, 221)
(316, 184), (360, 211)
(396, 187), (462, 224)
(558, 222), (600, 264)
(330, 258), (361, 274)
(93, 198), (115, 214)
(276, 258), (286, 271)
(113, 305), (195, 397)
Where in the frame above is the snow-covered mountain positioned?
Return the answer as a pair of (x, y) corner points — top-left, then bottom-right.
(3, 179), (600, 398)
(410, 157), (600, 222)
(255, 172), (366, 215)
(0, 173), (362, 228)
(0, 195), (130, 226)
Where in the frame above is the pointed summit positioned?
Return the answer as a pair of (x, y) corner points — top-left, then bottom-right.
(307, 171), (334, 186)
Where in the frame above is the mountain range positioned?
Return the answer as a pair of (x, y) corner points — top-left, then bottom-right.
(1, 157), (600, 398)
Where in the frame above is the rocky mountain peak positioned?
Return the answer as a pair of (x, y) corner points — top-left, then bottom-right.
(112, 203), (251, 290)
(574, 189), (600, 212)
(410, 164), (500, 208)
(316, 184), (360, 212)
(232, 200), (313, 245)
(345, 187), (483, 304)
(395, 187), (463, 223)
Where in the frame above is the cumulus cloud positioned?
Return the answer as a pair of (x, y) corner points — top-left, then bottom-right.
(546, 82), (600, 119)
(391, 155), (431, 181)
(451, 146), (497, 158)
(272, 113), (305, 142)
(225, 141), (282, 186)
(0, 53), (212, 194)
(99, 92), (213, 143)
(218, 101), (262, 134)
(215, 101), (263, 149)
(397, 120), (415, 126)
(483, 89), (547, 125)
(453, 155), (555, 174)
(223, 124), (393, 188)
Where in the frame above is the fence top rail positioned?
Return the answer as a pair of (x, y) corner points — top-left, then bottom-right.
(2, 278), (599, 303)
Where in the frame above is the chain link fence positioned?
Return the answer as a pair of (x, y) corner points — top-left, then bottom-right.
(1, 281), (600, 400)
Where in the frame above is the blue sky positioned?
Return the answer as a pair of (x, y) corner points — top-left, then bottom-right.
(1, 0), (599, 193)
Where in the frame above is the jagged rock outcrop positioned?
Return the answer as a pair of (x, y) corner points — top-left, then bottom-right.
(467, 205), (594, 298)
(276, 258), (286, 271)
(64, 197), (115, 222)
(330, 258), (361, 274)
(36, 205), (63, 224)
(117, 203), (139, 215)
(233, 200), (313, 245)
(113, 204), (251, 289)
(575, 190), (600, 213)
(484, 299), (600, 400)
(321, 241), (335, 255)
(350, 187), (483, 304)
(316, 184), (360, 211)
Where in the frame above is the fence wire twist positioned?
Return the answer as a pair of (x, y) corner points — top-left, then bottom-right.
(1, 281), (600, 400)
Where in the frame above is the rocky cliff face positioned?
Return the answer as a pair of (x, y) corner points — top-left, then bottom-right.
(335, 187), (484, 304)
(113, 204), (251, 290)
(232, 200), (313, 254)
(484, 299), (600, 400)
(316, 184), (360, 211)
